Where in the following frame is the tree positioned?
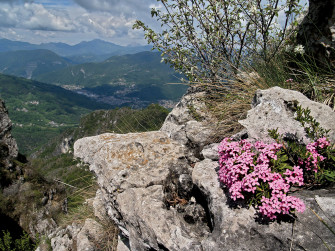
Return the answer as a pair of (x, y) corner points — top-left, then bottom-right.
(134, 0), (303, 85)
(297, 0), (335, 66)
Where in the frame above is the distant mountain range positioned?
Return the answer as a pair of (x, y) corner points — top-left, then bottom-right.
(0, 38), (152, 63)
(0, 38), (188, 107)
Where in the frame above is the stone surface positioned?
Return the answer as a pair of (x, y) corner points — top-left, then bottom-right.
(315, 195), (335, 218)
(74, 131), (211, 250)
(160, 87), (216, 159)
(117, 235), (131, 251)
(42, 217), (107, 251)
(93, 190), (109, 222)
(0, 99), (18, 169)
(297, 0), (335, 65)
(49, 223), (82, 251)
(74, 131), (187, 194)
(76, 218), (104, 251)
(239, 87), (335, 143)
(201, 143), (219, 160)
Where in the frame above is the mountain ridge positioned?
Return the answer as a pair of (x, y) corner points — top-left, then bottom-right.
(0, 49), (73, 79)
(0, 38), (151, 62)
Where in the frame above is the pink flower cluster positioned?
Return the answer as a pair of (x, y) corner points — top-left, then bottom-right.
(305, 137), (330, 172)
(259, 193), (305, 219)
(218, 138), (306, 219)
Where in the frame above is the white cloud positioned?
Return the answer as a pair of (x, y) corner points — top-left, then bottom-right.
(0, 3), (75, 31)
(0, 0), (161, 45)
(73, 0), (156, 16)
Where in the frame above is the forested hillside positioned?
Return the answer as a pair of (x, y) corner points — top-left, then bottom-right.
(0, 74), (111, 154)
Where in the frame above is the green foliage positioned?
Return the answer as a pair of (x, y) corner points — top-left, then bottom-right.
(71, 103), (170, 140)
(268, 105), (335, 187)
(295, 105), (330, 140)
(0, 50), (71, 79)
(252, 48), (335, 109)
(0, 231), (38, 251)
(288, 53), (335, 106)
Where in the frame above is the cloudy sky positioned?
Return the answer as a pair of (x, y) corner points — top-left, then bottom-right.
(0, 0), (160, 45)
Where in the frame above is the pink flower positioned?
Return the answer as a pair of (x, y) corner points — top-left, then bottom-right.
(284, 166), (304, 186)
(305, 137), (329, 172)
(218, 137), (307, 220)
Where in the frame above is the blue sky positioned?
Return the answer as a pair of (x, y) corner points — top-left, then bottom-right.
(0, 0), (159, 45)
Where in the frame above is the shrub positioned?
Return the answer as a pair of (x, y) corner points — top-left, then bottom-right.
(0, 231), (38, 251)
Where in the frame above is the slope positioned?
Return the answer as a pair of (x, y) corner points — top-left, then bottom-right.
(0, 74), (111, 154)
(0, 49), (72, 79)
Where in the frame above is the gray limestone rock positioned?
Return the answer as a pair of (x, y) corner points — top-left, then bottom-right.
(239, 87), (335, 143)
(74, 131), (187, 194)
(0, 99), (18, 169)
(160, 88), (216, 159)
(93, 190), (109, 222)
(201, 143), (219, 160)
(117, 235), (131, 251)
(76, 219), (104, 251)
(47, 218), (107, 251)
(73, 87), (335, 251)
(74, 131), (210, 251)
(315, 195), (335, 218)
(49, 223), (81, 251)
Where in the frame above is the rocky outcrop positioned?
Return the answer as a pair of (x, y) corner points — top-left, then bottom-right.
(74, 87), (335, 250)
(0, 99), (18, 170)
(74, 131), (210, 250)
(37, 214), (110, 251)
(297, 0), (335, 65)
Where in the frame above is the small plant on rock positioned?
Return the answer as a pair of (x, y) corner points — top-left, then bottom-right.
(218, 106), (335, 220)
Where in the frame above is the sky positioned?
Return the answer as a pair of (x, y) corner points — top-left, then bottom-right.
(0, 0), (308, 46)
(0, 0), (161, 45)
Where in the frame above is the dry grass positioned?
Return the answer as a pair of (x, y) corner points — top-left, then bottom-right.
(92, 220), (119, 251)
(190, 68), (270, 142)
(196, 51), (335, 144)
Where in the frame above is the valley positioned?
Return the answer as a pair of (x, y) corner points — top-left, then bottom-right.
(0, 39), (188, 155)
(34, 51), (188, 107)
